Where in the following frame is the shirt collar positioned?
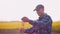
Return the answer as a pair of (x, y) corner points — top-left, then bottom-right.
(39, 13), (47, 20)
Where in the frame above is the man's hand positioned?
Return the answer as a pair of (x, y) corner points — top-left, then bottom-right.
(21, 17), (29, 22)
(20, 28), (25, 33)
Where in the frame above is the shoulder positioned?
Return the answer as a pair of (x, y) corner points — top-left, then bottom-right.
(44, 13), (51, 19)
(44, 13), (52, 22)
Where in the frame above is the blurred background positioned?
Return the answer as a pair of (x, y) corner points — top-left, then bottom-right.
(0, 0), (60, 21)
(0, 0), (60, 34)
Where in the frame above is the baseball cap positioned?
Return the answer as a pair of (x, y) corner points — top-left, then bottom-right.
(33, 4), (44, 11)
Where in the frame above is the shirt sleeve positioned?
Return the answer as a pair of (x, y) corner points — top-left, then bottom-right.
(29, 16), (52, 26)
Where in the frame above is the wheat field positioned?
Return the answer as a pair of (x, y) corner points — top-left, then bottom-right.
(0, 21), (60, 32)
(52, 21), (60, 32)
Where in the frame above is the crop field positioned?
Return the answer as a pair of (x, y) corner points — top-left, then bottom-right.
(0, 21), (60, 32)
(52, 21), (60, 32)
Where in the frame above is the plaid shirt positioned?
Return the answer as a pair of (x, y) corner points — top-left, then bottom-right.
(25, 13), (52, 34)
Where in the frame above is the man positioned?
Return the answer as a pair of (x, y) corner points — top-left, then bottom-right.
(21, 4), (52, 34)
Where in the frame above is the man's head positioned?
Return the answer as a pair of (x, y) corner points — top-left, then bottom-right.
(34, 4), (44, 17)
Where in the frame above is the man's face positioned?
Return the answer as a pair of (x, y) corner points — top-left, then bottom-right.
(36, 8), (44, 16)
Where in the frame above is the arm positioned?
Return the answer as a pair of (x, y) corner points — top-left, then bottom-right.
(29, 16), (52, 26)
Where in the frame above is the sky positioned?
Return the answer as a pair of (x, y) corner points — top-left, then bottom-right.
(0, 0), (60, 21)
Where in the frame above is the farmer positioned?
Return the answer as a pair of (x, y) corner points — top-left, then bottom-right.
(21, 4), (52, 34)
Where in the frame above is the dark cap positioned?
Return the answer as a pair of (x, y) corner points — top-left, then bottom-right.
(33, 4), (44, 11)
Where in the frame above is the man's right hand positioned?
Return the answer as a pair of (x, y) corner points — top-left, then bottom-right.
(20, 28), (26, 33)
(21, 17), (29, 22)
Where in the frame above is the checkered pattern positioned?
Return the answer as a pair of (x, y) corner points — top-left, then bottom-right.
(25, 13), (52, 34)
